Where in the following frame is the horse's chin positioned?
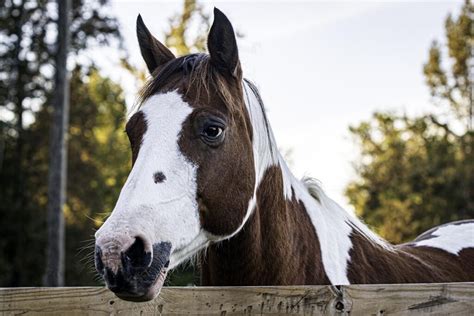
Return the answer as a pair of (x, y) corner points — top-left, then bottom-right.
(114, 269), (168, 302)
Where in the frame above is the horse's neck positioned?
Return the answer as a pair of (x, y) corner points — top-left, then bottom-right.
(201, 81), (395, 285)
(201, 163), (330, 285)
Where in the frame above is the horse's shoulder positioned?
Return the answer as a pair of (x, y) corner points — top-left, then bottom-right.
(408, 220), (474, 255)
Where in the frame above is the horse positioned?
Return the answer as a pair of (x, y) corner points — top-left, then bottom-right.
(94, 8), (474, 302)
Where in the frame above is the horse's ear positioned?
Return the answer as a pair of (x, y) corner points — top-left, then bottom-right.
(136, 14), (175, 74)
(208, 8), (240, 77)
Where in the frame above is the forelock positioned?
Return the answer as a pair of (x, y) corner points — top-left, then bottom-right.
(137, 53), (243, 113)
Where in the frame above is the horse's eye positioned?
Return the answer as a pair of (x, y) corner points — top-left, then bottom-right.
(198, 115), (226, 146)
(203, 126), (222, 139)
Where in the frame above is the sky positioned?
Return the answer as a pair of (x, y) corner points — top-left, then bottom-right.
(104, 0), (463, 211)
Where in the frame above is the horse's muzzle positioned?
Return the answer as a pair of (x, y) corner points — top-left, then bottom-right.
(94, 238), (171, 302)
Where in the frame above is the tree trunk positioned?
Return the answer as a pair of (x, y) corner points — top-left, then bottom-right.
(44, 0), (71, 287)
(13, 1), (25, 214)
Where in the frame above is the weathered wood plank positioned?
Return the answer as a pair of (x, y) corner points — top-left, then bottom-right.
(0, 286), (335, 316)
(342, 283), (474, 316)
(0, 283), (472, 316)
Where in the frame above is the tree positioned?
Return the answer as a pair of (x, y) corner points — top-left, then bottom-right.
(0, 0), (122, 286)
(346, 113), (471, 243)
(164, 0), (210, 55)
(44, 0), (71, 286)
(346, 0), (473, 244)
(0, 66), (131, 286)
(63, 67), (130, 285)
(423, 0), (473, 130)
(0, 0), (121, 183)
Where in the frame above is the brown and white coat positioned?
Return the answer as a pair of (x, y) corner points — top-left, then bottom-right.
(94, 8), (474, 302)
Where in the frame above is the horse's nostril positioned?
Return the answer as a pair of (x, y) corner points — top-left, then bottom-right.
(123, 236), (152, 271)
(105, 268), (117, 287)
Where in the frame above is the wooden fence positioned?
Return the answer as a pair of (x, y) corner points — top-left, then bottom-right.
(0, 283), (473, 315)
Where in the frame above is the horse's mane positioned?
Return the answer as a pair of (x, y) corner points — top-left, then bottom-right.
(242, 79), (276, 158)
(302, 176), (392, 250)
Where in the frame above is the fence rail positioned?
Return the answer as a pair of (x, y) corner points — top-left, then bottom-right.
(0, 283), (473, 315)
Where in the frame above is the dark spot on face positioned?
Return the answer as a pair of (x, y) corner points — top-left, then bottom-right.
(153, 172), (166, 183)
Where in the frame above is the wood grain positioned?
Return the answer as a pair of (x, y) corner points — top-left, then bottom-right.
(342, 283), (474, 316)
(0, 283), (472, 315)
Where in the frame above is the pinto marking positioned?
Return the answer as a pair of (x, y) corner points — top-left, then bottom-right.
(413, 221), (474, 255)
(96, 91), (204, 271)
(95, 8), (474, 302)
(243, 79), (391, 285)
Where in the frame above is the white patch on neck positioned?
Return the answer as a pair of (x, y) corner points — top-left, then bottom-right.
(241, 80), (391, 285)
(413, 222), (474, 255)
(96, 91), (207, 270)
(301, 178), (393, 284)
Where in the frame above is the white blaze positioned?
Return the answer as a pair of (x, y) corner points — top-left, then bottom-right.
(95, 91), (207, 269)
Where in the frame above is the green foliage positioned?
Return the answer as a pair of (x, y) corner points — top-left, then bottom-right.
(0, 67), (130, 285)
(0, 0), (121, 127)
(64, 67), (130, 284)
(423, 0), (473, 128)
(0, 0), (124, 286)
(346, 113), (472, 243)
(36, 67), (131, 285)
(164, 0), (210, 55)
(346, 1), (473, 243)
(0, 131), (47, 285)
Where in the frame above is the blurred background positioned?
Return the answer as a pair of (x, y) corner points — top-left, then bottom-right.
(0, 0), (472, 287)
